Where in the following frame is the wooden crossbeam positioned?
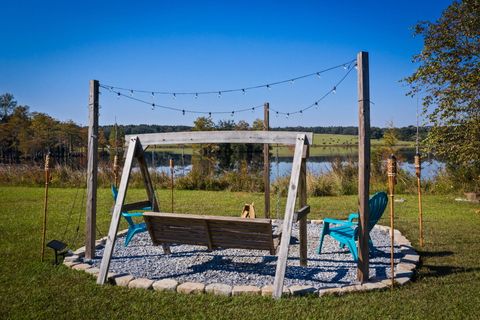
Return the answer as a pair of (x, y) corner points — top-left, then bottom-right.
(293, 206), (310, 222)
(125, 131), (313, 146)
(272, 134), (308, 299)
(121, 200), (151, 212)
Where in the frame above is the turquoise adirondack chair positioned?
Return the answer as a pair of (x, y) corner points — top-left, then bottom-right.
(317, 192), (388, 262)
(111, 185), (150, 246)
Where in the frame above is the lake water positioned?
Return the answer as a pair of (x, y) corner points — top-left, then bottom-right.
(148, 149), (444, 181)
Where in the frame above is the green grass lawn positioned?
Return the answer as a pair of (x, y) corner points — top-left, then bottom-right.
(0, 186), (479, 319)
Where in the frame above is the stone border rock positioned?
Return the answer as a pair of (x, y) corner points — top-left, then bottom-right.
(64, 224), (419, 298)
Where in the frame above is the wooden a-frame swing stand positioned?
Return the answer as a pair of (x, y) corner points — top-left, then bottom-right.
(97, 131), (312, 299)
(89, 51), (371, 300)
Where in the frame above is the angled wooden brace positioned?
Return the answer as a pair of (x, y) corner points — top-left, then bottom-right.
(272, 134), (308, 299)
(97, 136), (168, 285)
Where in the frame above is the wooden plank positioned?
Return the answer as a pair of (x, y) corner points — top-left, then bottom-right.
(298, 158), (308, 266)
(85, 79), (99, 260)
(272, 134), (307, 299)
(264, 103), (270, 218)
(357, 51), (371, 283)
(293, 206), (310, 222)
(125, 131), (313, 146)
(143, 212), (273, 224)
(122, 200), (151, 212)
(97, 137), (138, 284)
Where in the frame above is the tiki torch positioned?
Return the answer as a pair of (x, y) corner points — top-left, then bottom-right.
(41, 153), (51, 262)
(387, 154), (397, 287)
(415, 153), (424, 247)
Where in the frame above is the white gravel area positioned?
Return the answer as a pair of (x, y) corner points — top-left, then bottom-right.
(92, 222), (403, 289)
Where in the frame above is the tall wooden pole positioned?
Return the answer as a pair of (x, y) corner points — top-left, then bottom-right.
(170, 158), (174, 213)
(387, 154), (397, 287)
(415, 153), (424, 247)
(263, 103), (270, 218)
(41, 153), (50, 262)
(298, 151), (308, 266)
(357, 51), (371, 283)
(85, 79), (99, 260)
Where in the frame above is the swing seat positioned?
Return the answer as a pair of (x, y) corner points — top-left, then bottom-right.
(111, 185), (150, 246)
(143, 212), (280, 255)
(317, 192), (388, 262)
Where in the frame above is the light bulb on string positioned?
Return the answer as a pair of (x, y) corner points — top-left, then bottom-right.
(151, 103), (155, 110)
(208, 112), (212, 118)
(130, 90), (133, 97)
(231, 111), (234, 117)
(195, 93), (198, 99)
(286, 113), (290, 119)
(332, 86), (337, 94)
(343, 64), (348, 70)
(116, 92), (121, 99)
(182, 110), (185, 116)
(266, 84), (271, 90)
(314, 102), (319, 109)
(275, 111), (279, 118)
(242, 89), (246, 95)
(354, 64), (358, 70)
(290, 79), (295, 85)
(251, 107), (255, 113)
(173, 93), (176, 100)
(218, 91), (222, 98)
(316, 72), (321, 79)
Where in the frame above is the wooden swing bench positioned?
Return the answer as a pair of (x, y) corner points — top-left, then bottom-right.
(144, 212), (282, 255)
(98, 131), (312, 299)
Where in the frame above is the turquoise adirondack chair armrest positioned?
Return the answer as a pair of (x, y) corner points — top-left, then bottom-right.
(348, 213), (359, 222)
(122, 212), (144, 218)
(323, 217), (355, 227)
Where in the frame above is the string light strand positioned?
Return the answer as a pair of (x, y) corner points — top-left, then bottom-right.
(101, 58), (356, 97)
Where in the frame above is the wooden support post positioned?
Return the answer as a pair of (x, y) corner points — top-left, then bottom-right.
(97, 137), (138, 284)
(298, 150), (308, 267)
(387, 154), (397, 287)
(357, 51), (371, 283)
(273, 134), (307, 299)
(170, 158), (174, 213)
(415, 153), (424, 247)
(264, 103), (270, 218)
(41, 153), (50, 262)
(85, 79), (99, 260)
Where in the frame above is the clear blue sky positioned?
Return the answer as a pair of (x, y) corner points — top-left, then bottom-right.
(1, 0), (453, 128)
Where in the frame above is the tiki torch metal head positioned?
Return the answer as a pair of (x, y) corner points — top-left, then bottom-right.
(387, 154), (397, 185)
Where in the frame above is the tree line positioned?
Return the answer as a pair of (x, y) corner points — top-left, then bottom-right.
(0, 92), (426, 165)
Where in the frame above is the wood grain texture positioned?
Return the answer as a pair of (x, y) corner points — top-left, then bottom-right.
(97, 137), (138, 284)
(264, 103), (270, 218)
(85, 80), (99, 260)
(143, 212), (276, 252)
(272, 134), (307, 299)
(125, 131), (313, 146)
(298, 158), (308, 267)
(357, 51), (371, 282)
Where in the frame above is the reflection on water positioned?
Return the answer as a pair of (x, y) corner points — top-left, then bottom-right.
(148, 149), (444, 181)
